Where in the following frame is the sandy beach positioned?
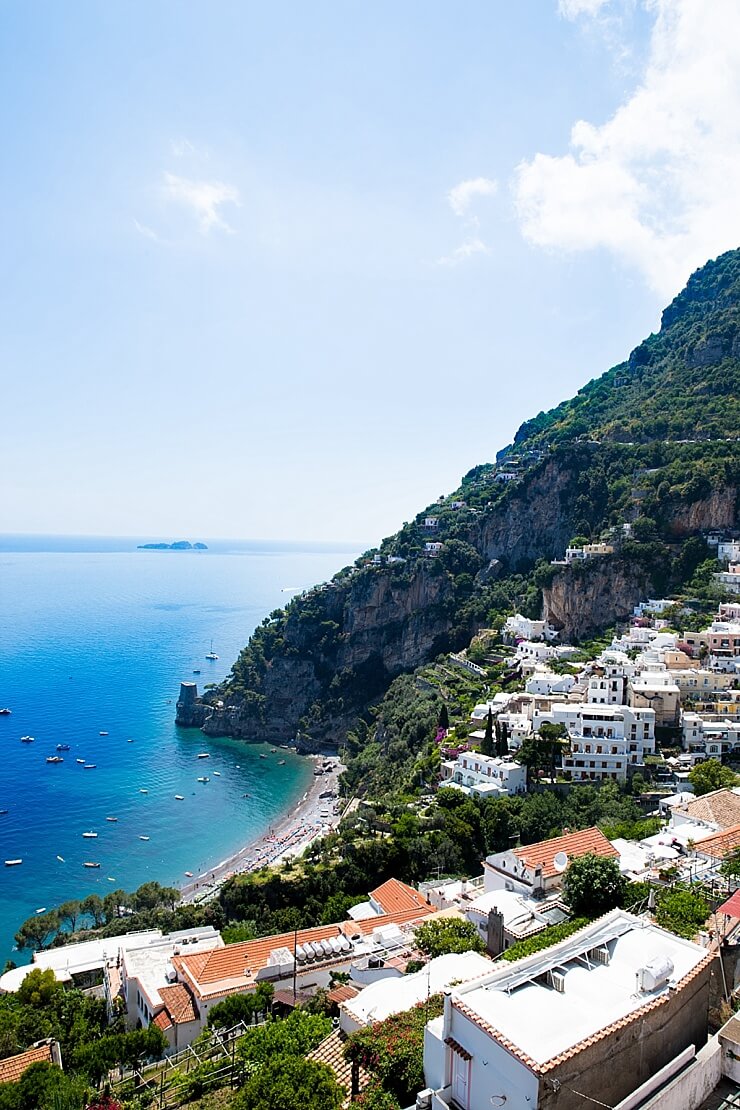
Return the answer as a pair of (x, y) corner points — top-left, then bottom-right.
(180, 754), (344, 903)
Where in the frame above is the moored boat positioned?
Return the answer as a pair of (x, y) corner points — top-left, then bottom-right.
(46, 755), (64, 763)
(4, 859), (22, 866)
(106, 816), (117, 822)
(197, 776), (209, 783)
(83, 861), (101, 868)
(99, 731), (109, 736)
(0, 708), (12, 716)
(82, 831), (98, 838)
(175, 795), (184, 800)
(139, 835), (150, 841)
(197, 752), (210, 759)
(21, 735), (34, 743)
(56, 744), (71, 751)
(83, 763), (96, 769)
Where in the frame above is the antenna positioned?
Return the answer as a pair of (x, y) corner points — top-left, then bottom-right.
(553, 851), (569, 873)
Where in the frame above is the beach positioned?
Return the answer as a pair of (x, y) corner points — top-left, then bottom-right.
(180, 754), (344, 903)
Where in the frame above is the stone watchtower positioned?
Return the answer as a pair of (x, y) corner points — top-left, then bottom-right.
(175, 681), (198, 725)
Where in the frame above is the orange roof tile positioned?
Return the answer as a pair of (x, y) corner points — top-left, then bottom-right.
(511, 826), (618, 879)
(693, 822), (740, 860)
(674, 789), (740, 830)
(152, 1010), (173, 1031)
(370, 878), (429, 915)
(343, 905), (434, 938)
(308, 1030), (367, 1099)
(160, 983), (198, 1025)
(0, 1044), (53, 1084)
(327, 983), (359, 1005)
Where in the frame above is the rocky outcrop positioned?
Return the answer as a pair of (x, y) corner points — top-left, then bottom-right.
(664, 488), (738, 536)
(542, 558), (656, 641)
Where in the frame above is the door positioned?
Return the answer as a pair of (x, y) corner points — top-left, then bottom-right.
(451, 1050), (469, 1109)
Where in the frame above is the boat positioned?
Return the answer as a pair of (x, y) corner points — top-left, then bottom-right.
(278, 759), (286, 765)
(0, 809), (7, 815)
(83, 861), (101, 868)
(107, 877), (115, 882)
(0, 708), (12, 716)
(205, 640), (219, 660)
(21, 735), (34, 743)
(76, 758), (86, 764)
(270, 749), (277, 754)
(139, 835), (150, 841)
(259, 753), (267, 759)
(56, 855), (65, 863)
(192, 669), (201, 675)
(82, 831), (98, 839)
(84, 764), (96, 769)
(197, 776), (209, 783)
(105, 816), (117, 822)
(127, 738), (134, 743)
(213, 771), (221, 777)
(5, 859), (22, 866)
(56, 744), (70, 751)
(139, 788), (148, 794)
(197, 752), (210, 759)
(99, 731), (109, 736)
(46, 756), (64, 763)
(184, 871), (193, 878)
(36, 907), (46, 914)
(175, 795), (184, 800)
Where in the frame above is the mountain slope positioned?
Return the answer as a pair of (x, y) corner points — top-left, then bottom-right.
(177, 250), (740, 746)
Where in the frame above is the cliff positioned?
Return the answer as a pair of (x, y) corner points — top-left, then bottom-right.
(178, 249), (740, 745)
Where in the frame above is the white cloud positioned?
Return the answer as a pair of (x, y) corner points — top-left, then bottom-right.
(437, 237), (491, 267)
(514, 0), (740, 297)
(162, 172), (240, 233)
(447, 177), (498, 218)
(558, 0), (611, 18)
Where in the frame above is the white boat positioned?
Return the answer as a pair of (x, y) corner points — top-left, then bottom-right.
(21, 735), (34, 743)
(139, 788), (148, 794)
(197, 752), (210, 759)
(76, 758), (86, 764)
(83, 861), (100, 868)
(82, 831), (98, 839)
(46, 756), (64, 763)
(184, 870), (193, 877)
(5, 859), (22, 866)
(139, 835), (150, 841)
(99, 731), (108, 736)
(56, 855), (65, 863)
(205, 640), (218, 660)
(175, 795), (184, 800)
(213, 771), (221, 776)
(36, 907), (46, 914)
(106, 816), (117, 822)
(84, 764), (96, 769)
(197, 776), (209, 783)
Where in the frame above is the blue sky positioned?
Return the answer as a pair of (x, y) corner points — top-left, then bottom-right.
(2, 0), (739, 542)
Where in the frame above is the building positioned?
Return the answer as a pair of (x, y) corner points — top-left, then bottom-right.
(681, 715), (740, 761)
(483, 827), (618, 898)
(339, 951), (491, 1035)
(503, 614), (556, 642)
(716, 564), (740, 594)
(424, 542), (444, 557)
(439, 752), (526, 799)
(683, 621), (740, 661)
(0, 1041), (63, 1084)
(628, 675), (681, 728)
(718, 541), (740, 564)
(525, 670), (575, 696)
(669, 788), (740, 832)
(421, 911), (714, 1110)
(463, 889), (565, 954)
(535, 702), (656, 783)
(563, 542), (614, 564)
(347, 878), (431, 922)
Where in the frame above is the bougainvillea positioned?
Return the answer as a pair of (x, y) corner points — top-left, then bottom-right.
(344, 995), (444, 1105)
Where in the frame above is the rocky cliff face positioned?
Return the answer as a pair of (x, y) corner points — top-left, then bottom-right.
(542, 558), (657, 642)
(475, 459), (580, 566)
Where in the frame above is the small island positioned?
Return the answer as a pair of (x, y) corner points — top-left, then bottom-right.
(137, 541), (208, 551)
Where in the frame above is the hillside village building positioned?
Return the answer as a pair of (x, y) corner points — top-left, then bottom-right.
(421, 911), (714, 1110)
(440, 752), (526, 799)
(484, 827), (618, 898)
(534, 702), (656, 783)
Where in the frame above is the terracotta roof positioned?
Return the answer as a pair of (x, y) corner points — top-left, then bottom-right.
(344, 905), (433, 937)
(152, 1010), (172, 1031)
(0, 1044), (53, 1084)
(160, 983), (198, 1025)
(718, 890), (740, 918)
(369, 878), (429, 915)
(693, 822), (740, 860)
(327, 984), (359, 1005)
(452, 951), (715, 1075)
(673, 789), (740, 829)
(511, 826), (618, 879)
(308, 1030), (368, 1101)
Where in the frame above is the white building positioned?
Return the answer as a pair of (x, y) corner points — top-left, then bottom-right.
(525, 669), (575, 696)
(484, 827), (619, 898)
(463, 888), (552, 952)
(421, 911), (712, 1110)
(339, 951), (491, 1035)
(716, 564), (740, 594)
(682, 714), (740, 761)
(424, 542), (444, 556)
(534, 702), (656, 782)
(718, 541), (740, 564)
(503, 614), (557, 642)
(440, 752), (526, 799)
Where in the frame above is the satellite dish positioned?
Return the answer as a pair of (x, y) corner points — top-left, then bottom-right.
(553, 851), (569, 873)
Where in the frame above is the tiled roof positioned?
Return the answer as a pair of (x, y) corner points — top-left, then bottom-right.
(327, 984), (359, 1005)
(674, 789), (740, 829)
(369, 878), (429, 915)
(345, 905), (433, 936)
(452, 951), (715, 1075)
(692, 822), (740, 860)
(0, 1044), (53, 1084)
(308, 1030), (368, 1102)
(511, 826), (618, 879)
(152, 1010), (172, 1031)
(160, 983), (198, 1025)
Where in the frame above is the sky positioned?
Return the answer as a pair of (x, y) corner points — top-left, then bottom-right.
(2, 0), (740, 544)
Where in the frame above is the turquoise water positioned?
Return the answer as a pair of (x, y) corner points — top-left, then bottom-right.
(0, 537), (359, 963)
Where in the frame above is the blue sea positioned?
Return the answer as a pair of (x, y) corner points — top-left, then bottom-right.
(0, 535), (360, 964)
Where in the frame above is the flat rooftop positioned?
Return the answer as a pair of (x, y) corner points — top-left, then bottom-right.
(452, 911), (708, 1067)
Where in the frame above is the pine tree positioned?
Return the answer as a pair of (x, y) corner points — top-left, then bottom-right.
(481, 708), (494, 756)
(438, 703), (449, 731)
(496, 719), (509, 759)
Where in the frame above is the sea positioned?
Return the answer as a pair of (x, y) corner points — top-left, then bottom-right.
(0, 535), (361, 965)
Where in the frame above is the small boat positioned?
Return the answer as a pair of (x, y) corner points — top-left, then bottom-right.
(56, 744), (71, 751)
(278, 760), (286, 765)
(99, 731), (109, 736)
(259, 753), (267, 759)
(46, 756), (64, 763)
(192, 669), (201, 675)
(139, 835), (150, 841)
(82, 831), (98, 839)
(242, 792), (250, 798)
(197, 776), (209, 783)
(56, 855), (65, 862)
(107, 877), (115, 882)
(127, 738), (134, 743)
(139, 788), (148, 794)
(21, 735), (34, 743)
(270, 749), (277, 754)
(5, 859), (22, 866)
(206, 640), (218, 660)
(105, 816), (117, 822)
(84, 764), (96, 769)
(83, 861), (101, 868)
(213, 771), (221, 776)
(76, 758), (86, 764)
(36, 907), (46, 914)
(0, 809), (7, 815)
(175, 795), (184, 800)
(0, 708), (12, 716)
(197, 752), (210, 759)
(184, 870), (193, 877)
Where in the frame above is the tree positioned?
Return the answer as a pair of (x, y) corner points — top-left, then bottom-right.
(236, 1011), (331, 1068)
(81, 895), (104, 927)
(495, 719), (509, 759)
(721, 848), (740, 880)
(58, 900), (81, 934)
(654, 885), (709, 939)
(481, 709), (494, 757)
(438, 703), (449, 731)
(688, 759), (738, 796)
(235, 1056), (344, 1110)
(16, 968), (63, 1008)
(562, 854), (626, 917)
(414, 918), (484, 958)
(207, 993), (255, 1029)
(538, 721), (569, 780)
(14, 911), (60, 952)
